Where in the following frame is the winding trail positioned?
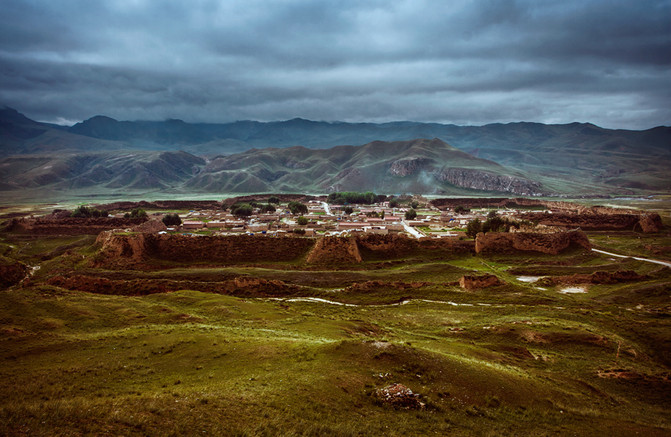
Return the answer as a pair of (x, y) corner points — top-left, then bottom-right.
(321, 201), (332, 216)
(592, 248), (671, 268)
(268, 297), (497, 308)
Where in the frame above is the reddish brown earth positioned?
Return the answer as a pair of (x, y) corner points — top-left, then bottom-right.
(95, 200), (223, 211)
(7, 216), (147, 235)
(538, 270), (648, 286)
(306, 236), (362, 264)
(459, 274), (503, 290)
(475, 230), (591, 254)
(0, 258), (29, 288)
(357, 234), (474, 259)
(522, 212), (663, 233)
(46, 274), (298, 297)
(345, 280), (430, 292)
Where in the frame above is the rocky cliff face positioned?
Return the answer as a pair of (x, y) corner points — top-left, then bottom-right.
(389, 157), (431, 176)
(435, 168), (544, 196)
(475, 230), (591, 255)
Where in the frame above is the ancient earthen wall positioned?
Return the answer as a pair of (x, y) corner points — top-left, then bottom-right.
(475, 230), (591, 255)
(306, 236), (362, 264)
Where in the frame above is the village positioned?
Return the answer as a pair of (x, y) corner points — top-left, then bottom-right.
(140, 198), (527, 239)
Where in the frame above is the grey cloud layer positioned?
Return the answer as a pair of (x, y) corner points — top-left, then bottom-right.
(1, 0), (669, 128)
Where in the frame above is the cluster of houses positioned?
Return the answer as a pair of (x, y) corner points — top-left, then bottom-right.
(154, 199), (531, 239)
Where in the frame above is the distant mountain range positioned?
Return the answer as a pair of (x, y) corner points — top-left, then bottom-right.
(1, 106), (669, 197)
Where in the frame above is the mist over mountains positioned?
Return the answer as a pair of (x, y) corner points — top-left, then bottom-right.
(1, 106), (669, 197)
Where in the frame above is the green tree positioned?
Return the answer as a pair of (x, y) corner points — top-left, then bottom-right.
(405, 209), (417, 220)
(231, 203), (253, 217)
(268, 196), (280, 204)
(343, 206), (354, 215)
(466, 218), (482, 239)
(288, 201), (308, 215)
(297, 216), (308, 226)
(124, 208), (147, 219)
(411, 201), (419, 209)
(162, 213), (182, 226)
(259, 204), (276, 213)
(388, 198), (400, 208)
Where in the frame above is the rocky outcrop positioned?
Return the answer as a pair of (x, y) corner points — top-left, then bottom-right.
(459, 274), (503, 290)
(306, 236), (362, 264)
(389, 157), (431, 177)
(374, 383), (424, 409)
(434, 168), (544, 196)
(475, 230), (591, 255)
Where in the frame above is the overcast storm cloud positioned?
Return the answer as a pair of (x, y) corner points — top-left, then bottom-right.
(1, 0), (669, 129)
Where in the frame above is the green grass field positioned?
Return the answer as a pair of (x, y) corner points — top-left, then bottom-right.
(1, 210), (670, 435)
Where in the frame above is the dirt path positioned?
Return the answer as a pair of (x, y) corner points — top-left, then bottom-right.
(592, 248), (671, 268)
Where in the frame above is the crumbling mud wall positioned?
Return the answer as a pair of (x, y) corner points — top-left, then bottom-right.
(475, 230), (591, 255)
(306, 236), (362, 264)
(459, 274), (503, 290)
(47, 274), (298, 296)
(356, 234), (475, 259)
(523, 212), (663, 233)
(8, 216), (146, 235)
(94, 232), (316, 267)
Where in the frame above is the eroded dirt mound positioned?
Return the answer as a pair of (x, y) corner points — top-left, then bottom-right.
(0, 257), (29, 288)
(538, 270), (648, 286)
(374, 383), (425, 409)
(356, 233), (474, 259)
(132, 219), (167, 233)
(523, 212), (663, 233)
(306, 236), (362, 264)
(346, 280), (429, 292)
(459, 274), (502, 290)
(8, 216), (146, 235)
(47, 274), (298, 296)
(475, 230), (591, 255)
(96, 200), (222, 211)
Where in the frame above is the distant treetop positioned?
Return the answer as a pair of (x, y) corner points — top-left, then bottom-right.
(327, 191), (385, 205)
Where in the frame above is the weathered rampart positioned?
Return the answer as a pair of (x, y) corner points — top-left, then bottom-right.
(94, 233), (316, 267)
(8, 216), (146, 235)
(356, 234), (474, 259)
(475, 230), (591, 255)
(306, 236), (362, 264)
(522, 212), (663, 233)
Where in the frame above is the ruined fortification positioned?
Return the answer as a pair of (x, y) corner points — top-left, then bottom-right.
(475, 229), (591, 255)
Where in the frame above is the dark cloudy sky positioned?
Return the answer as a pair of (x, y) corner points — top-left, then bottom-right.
(1, 0), (669, 129)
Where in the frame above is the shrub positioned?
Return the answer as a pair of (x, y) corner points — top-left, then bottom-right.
(268, 196), (280, 204)
(288, 201), (308, 215)
(388, 199), (400, 208)
(124, 208), (147, 219)
(343, 206), (354, 215)
(466, 218), (482, 239)
(405, 209), (417, 220)
(162, 213), (182, 226)
(230, 203), (253, 217)
(71, 205), (108, 218)
(297, 216), (308, 226)
(259, 204), (276, 213)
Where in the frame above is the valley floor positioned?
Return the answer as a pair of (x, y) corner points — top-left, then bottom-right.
(0, 205), (670, 436)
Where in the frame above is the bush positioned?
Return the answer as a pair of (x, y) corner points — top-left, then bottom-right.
(466, 218), (482, 239)
(71, 205), (108, 218)
(454, 205), (469, 214)
(343, 206), (354, 215)
(293, 228), (306, 235)
(268, 196), (280, 204)
(162, 213), (182, 226)
(288, 201), (308, 215)
(259, 204), (276, 213)
(230, 203), (253, 217)
(411, 201), (419, 209)
(405, 209), (417, 220)
(297, 216), (308, 226)
(327, 191), (381, 205)
(388, 199), (400, 208)
(124, 208), (147, 219)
